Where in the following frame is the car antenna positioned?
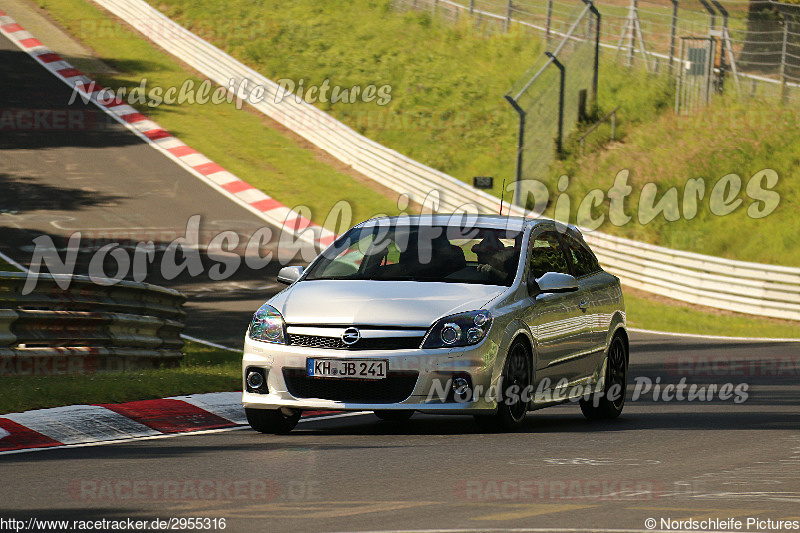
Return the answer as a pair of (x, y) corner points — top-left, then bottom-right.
(499, 179), (506, 216)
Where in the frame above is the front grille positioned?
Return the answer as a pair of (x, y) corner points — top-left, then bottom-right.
(288, 334), (423, 351)
(288, 334), (345, 349)
(282, 369), (419, 403)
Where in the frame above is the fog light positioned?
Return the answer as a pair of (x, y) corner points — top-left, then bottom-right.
(247, 370), (264, 390)
(452, 377), (471, 402)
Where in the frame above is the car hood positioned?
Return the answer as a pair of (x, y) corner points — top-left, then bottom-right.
(270, 280), (505, 327)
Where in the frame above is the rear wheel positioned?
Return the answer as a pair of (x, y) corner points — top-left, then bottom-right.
(580, 335), (628, 420)
(245, 407), (301, 434)
(373, 410), (414, 422)
(474, 339), (531, 432)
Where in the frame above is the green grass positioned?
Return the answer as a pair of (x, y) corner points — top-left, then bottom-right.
(0, 341), (241, 415)
(36, 0), (799, 263)
(128, 0), (797, 266)
(0, 258), (21, 272)
(551, 90), (800, 265)
(144, 0), (544, 201)
(37, 0), (401, 229)
(626, 291), (800, 339)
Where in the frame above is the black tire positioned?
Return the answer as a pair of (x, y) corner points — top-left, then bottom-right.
(373, 410), (414, 422)
(580, 335), (628, 420)
(245, 407), (301, 434)
(474, 339), (532, 432)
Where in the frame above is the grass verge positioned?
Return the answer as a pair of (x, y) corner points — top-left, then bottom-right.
(0, 258), (22, 272)
(0, 341), (240, 415)
(552, 91), (800, 265)
(625, 289), (800, 339)
(137, 0), (797, 265)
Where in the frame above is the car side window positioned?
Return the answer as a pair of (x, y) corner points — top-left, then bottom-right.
(562, 234), (600, 278)
(528, 231), (570, 279)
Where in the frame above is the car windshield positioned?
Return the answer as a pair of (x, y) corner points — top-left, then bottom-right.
(304, 224), (523, 286)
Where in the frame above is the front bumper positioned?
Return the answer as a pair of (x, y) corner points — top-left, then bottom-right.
(241, 335), (501, 414)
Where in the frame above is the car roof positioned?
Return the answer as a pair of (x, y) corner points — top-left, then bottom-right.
(356, 215), (585, 239)
(357, 214), (543, 232)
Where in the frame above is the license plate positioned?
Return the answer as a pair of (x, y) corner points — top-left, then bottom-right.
(307, 358), (388, 380)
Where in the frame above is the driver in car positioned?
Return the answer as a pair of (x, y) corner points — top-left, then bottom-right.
(472, 233), (514, 283)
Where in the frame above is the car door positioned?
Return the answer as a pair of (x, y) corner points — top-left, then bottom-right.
(560, 232), (608, 379)
(524, 228), (594, 390)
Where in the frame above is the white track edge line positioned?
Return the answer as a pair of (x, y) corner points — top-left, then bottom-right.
(629, 327), (800, 343)
(0, 250), (29, 273)
(180, 334), (240, 352)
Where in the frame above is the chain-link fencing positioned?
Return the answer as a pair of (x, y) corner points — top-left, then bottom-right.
(393, 0), (800, 105)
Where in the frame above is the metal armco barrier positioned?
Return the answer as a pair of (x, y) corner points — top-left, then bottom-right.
(582, 232), (800, 321)
(88, 0), (800, 321)
(0, 272), (187, 375)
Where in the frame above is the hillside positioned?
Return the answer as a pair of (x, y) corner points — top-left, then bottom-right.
(142, 0), (798, 265)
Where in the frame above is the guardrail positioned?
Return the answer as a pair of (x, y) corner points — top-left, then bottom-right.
(88, 0), (800, 321)
(583, 232), (800, 321)
(0, 272), (187, 375)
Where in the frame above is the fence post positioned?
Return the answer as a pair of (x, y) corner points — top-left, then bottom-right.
(546, 0), (553, 41)
(669, 0), (678, 72)
(546, 52), (566, 155)
(675, 37), (683, 114)
(581, 0), (601, 108)
(505, 0), (513, 32)
(628, 0), (637, 68)
(469, 0), (475, 15)
(433, 0), (438, 15)
(504, 95), (526, 207)
(780, 22), (789, 104)
(698, 0), (716, 31)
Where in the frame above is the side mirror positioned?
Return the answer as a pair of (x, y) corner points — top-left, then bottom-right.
(533, 272), (578, 295)
(277, 266), (304, 285)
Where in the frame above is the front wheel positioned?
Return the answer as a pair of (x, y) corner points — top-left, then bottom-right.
(580, 335), (628, 420)
(245, 407), (301, 434)
(474, 339), (531, 432)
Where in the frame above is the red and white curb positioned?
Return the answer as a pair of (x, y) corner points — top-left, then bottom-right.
(0, 10), (337, 250)
(0, 392), (344, 454)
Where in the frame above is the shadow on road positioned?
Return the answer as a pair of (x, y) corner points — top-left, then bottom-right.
(0, 173), (123, 214)
(0, 48), (143, 151)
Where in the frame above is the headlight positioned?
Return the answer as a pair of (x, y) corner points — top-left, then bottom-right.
(422, 310), (492, 349)
(248, 304), (286, 344)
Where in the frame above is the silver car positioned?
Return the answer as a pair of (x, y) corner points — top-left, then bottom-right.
(242, 215), (628, 433)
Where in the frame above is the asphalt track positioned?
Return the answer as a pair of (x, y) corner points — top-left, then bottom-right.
(0, 30), (315, 347)
(2, 22), (800, 533)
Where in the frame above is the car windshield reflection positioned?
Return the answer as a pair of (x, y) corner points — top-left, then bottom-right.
(304, 224), (523, 286)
